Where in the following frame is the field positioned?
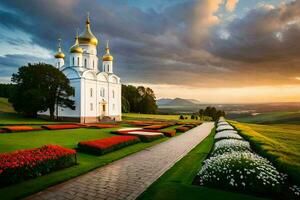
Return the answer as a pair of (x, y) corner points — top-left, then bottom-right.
(138, 128), (265, 200)
(230, 121), (300, 184)
(231, 111), (300, 124)
(0, 97), (14, 113)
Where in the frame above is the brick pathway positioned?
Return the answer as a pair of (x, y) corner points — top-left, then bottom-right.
(26, 122), (214, 200)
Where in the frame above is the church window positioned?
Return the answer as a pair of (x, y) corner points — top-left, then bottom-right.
(90, 103), (93, 111)
(72, 57), (74, 66)
(77, 57), (80, 66)
(112, 90), (115, 98)
(84, 59), (87, 68)
(93, 60), (94, 69)
(58, 62), (60, 68)
(100, 88), (105, 97)
(113, 104), (115, 110)
(90, 88), (93, 97)
(108, 65), (110, 72)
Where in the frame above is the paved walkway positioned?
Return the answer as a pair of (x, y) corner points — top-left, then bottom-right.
(26, 122), (214, 200)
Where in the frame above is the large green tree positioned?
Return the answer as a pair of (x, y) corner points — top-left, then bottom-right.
(10, 63), (75, 119)
(122, 84), (157, 114)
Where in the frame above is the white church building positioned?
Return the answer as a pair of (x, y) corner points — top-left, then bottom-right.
(39, 15), (121, 123)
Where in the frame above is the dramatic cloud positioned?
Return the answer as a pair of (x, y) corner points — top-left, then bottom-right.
(0, 0), (300, 94)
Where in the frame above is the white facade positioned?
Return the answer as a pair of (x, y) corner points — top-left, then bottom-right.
(41, 15), (121, 123)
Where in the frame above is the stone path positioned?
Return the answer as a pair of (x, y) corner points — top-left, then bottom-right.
(26, 122), (214, 200)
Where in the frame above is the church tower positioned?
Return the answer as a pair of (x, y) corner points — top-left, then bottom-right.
(54, 38), (65, 68)
(77, 13), (99, 71)
(69, 32), (83, 67)
(102, 41), (114, 73)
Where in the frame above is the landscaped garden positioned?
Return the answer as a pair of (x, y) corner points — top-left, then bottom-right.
(139, 118), (300, 200)
(0, 113), (201, 200)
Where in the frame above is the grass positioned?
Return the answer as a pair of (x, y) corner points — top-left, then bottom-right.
(0, 113), (66, 125)
(230, 121), (300, 184)
(0, 126), (173, 200)
(138, 127), (266, 200)
(233, 111), (300, 124)
(122, 113), (202, 122)
(0, 98), (14, 113)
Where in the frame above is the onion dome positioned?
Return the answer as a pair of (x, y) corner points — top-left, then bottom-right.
(54, 38), (65, 59)
(102, 41), (113, 61)
(70, 34), (83, 54)
(78, 13), (98, 46)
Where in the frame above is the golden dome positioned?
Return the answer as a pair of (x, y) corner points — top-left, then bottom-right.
(55, 52), (65, 59)
(54, 38), (65, 59)
(102, 41), (113, 61)
(70, 36), (83, 53)
(78, 14), (98, 46)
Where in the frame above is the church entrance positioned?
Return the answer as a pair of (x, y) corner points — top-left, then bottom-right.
(99, 100), (107, 120)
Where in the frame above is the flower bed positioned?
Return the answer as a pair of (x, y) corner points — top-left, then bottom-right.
(143, 124), (171, 130)
(2, 126), (43, 133)
(161, 130), (176, 137)
(214, 130), (242, 141)
(216, 125), (235, 132)
(0, 145), (76, 185)
(42, 124), (81, 130)
(197, 152), (286, 195)
(86, 124), (119, 129)
(175, 126), (190, 132)
(211, 139), (251, 157)
(77, 136), (140, 155)
(112, 130), (164, 142)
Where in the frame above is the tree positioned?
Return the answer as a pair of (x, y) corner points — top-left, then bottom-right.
(179, 115), (184, 120)
(0, 84), (15, 98)
(10, 63), (75, 119)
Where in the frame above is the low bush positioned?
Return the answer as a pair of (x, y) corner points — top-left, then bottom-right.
(86, 124), (119, 129)
(42, 124), (81, 130)
(214, 131), (242, 141)
(161, 130), (176, 137)
(0, 145), (76, 186)
(197, 152), (286, 196)
(143, 124), (171, 130)
(2, 126), (43, 132)
(175, 126), (190, 132)
(77, 136), (140, 155)
(216, 125), (235, 132)
(211, 139), (251, 157)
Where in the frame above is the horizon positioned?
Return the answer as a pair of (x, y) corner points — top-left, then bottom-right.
(0, 0), (300, 103)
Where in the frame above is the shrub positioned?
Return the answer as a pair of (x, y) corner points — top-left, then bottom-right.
(86, 124), (118, 129)
(211, 139), (251, 157)
(179, 115), (184, 120)
(161, 130), (176, 137)
(0, 145), (76, 185)
(191, 115), (195, 119)
(42, 124), (81, 130)
(214, 131), (242, 141)
(78, 136), (140, 155)
(216, 125), (235, 132)
(197, 152), (286, 196)
(2, 126), (43, 132)
(175, 126), (190, 132)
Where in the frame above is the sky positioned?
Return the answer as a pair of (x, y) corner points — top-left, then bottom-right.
(0, 0), (300, 103)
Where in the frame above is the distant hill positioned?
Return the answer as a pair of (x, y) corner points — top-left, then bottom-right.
(157, 98), (200, 107)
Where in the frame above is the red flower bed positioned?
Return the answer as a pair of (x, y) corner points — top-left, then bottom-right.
(42, 124), (81, 130)
(111, 130), (164, 142)
(78, 136), (140, 155)
(161, 130), (176, 137)
(86, 124), (119, 129)
(2, 126), (43, 133)
(143, 124), (172, 130)
(175, 126), (190, 133)
(0, 145), (76, 185)
(0, 130), (7, 134)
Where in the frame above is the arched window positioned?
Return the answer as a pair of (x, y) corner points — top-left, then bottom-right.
(84, 59), (87, 68)
(58, 62), (60, 68)
(77, 57), (80, 66)
(108, 65), (110, 72)
(113, 104), (115, 110)
(112, 90), (115, 98)
(90, 88), (93, 97)
(100, 88), (105, 97)
(90, 103), (93, 111)
(72, 57), (74, 66)
(93, 60), (94, 69)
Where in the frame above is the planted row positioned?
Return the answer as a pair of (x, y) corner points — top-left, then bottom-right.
(0, 145), (76, 185)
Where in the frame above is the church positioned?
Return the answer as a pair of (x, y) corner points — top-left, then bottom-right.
(39, 15), (122, 123)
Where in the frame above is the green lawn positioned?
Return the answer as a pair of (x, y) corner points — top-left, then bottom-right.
(0, 98), (14, 113)
(0, 113), (66, 125)
(0, 126), (174, 200)
(230, 121), (300, 184)
(233, 111), (300, 124)
(138, 128), (266, 200)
